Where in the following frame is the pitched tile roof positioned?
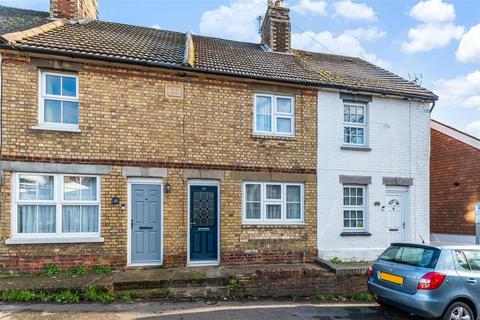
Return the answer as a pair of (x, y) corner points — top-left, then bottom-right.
(0, 5), (50, 35)
(0, 6), (437, 100)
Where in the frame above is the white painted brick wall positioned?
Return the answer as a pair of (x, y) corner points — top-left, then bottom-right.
(317, 90), (431, 261)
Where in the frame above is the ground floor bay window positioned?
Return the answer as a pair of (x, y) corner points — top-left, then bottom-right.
(8, 173), (102, 244)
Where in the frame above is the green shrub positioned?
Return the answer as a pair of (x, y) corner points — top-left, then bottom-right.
(83, 286), (114, 303)
(54, 290), (80, 303)
(330, 257), (343, 264)
(120, 292), (131, 301)
(351, 292), (374, 302)
(2, 290), (36, 302)
(68, 265), (87, 276)
(92, 265), (112, 274)
(43, 264), (60, 276)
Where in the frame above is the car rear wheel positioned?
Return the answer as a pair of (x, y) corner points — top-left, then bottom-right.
(443, 302), (474, 320)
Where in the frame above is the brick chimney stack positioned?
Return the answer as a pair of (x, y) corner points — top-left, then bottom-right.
(50, 0), (98, 20)
(260, 0), (291, 53)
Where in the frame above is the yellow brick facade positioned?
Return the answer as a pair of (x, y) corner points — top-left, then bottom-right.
(0, 53), (317, 270)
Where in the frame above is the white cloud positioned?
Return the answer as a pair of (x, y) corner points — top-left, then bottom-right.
(466, 121), (480, 138)
(291, 0), (327, 16)
(292, 30), (390, 68)
(435, 70), (480, 109)
(409, 0), (455, 23)
(343, 27), (386, 41)
(402, 23), (464, 53)
(199, 0), (264, 42)
(151, 24), (161, 29)
(457, 24), (480, 64)
(402, 0), (463, 53)
(333, 0), (376, 21)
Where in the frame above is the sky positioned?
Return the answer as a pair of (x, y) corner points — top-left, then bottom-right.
(2, 0), (480, 137)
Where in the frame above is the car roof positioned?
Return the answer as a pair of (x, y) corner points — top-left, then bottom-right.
(392, 242), (480, 251)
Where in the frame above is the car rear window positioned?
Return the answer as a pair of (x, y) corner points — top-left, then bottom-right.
(378, 245), (440, 268)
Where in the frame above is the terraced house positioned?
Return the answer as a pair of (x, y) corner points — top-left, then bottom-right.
(0, 0), (437, 271)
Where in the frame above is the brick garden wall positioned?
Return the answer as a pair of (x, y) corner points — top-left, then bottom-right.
(0, 53), (317, 271)
(430, 128), (478, 236)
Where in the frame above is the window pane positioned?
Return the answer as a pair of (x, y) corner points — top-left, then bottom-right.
(44, 99), (62, 123)
(246, 202), (261, 219)
(18, 205), (37, 233)
(64, 176), (81, 200)
(19, 176), (37, 200)
(81, 177), (97, 201)
(62, 76), (77, 97)
(266, 204), (281, 219)
(256, 96), (272, 114)
(464, 251), (480, 271)
(246, 184), (261, 201)
(455, 251), (471, 270)
(63, 101), (79, 124)
(277, 117), (292, 133)
(62, 205), (99, 233)
(19, 175), (54, 200)
(277, 98), (292, 113)
(266, 185), (282, 200)
(287, 203), (301, 219)
(256, 115), (272, 132)
(46, 75), (61, 95)
(287, 185), (300, 202)
(344, 106), (350, 122)
(38, 206), (56, 233)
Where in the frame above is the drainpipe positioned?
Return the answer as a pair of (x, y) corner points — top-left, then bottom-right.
(429, 99), (436, 113)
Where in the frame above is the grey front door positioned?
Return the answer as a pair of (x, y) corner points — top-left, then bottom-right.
(131, 184), (162, 264)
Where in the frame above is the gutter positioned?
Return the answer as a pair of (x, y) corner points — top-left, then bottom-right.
(0, 44), (438, 102)
(429, 99), (436, 113)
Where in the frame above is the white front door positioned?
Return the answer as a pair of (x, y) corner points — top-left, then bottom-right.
(385, 188), (407, 243)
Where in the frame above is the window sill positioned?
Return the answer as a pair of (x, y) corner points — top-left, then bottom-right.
(251, 134), (296, 141)
(242, 223), (305, 229)
(340, 232), (371, 237)
(5, 236), (104, 245)
(340, 146), (371, 152)
(32, 124), (81, 133)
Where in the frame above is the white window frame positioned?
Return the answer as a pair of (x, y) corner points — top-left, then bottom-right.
(342, 102), (367, 146)
(9, 172), (102, 243)
(342, 185), (367, 231)
(36, 71), (80, 132)
(253, 94), (295, 137)
(243, 182), (304, 224)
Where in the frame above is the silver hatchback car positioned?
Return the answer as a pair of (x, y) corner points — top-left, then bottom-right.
(368, 243), (480, 320)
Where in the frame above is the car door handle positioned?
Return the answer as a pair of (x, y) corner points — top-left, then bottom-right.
(466, 279), (477, 284)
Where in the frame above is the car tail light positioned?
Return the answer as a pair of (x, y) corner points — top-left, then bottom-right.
(368, 265), (373, 277)
(418, 272), (446, 290)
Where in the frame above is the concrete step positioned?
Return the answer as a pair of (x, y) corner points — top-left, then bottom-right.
(116, 285), (228, 299)
(113, 277), (228, 291)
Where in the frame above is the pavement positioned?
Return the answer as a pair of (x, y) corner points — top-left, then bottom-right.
(0, 300), (424, 320)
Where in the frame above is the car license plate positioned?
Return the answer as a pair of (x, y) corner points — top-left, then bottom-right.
(379, 272), (404, 285)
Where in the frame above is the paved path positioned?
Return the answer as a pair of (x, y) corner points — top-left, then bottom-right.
(0, 301), (425, 320)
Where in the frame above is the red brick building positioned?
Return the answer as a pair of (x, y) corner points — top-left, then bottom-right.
(430, 120), (480, 244)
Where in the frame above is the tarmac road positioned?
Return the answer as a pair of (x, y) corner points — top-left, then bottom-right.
(0, 300), (427, 320)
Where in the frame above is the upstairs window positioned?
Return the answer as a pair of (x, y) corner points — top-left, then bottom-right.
(39, 71), (79, 128)
(254, 94), (295, 136)
(343, 103), (367, 145)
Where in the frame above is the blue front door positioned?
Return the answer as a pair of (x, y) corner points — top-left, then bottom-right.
(190, 185), (218, 262)
(131, 184), (162, 264)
